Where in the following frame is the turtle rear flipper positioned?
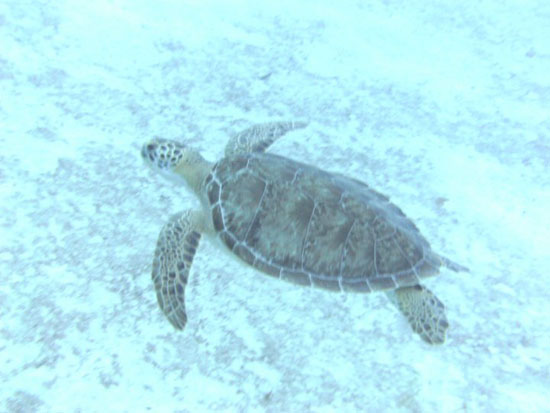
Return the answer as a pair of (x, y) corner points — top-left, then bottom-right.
(152, 210), (204, 329)
(224, 121), (307, 156)
(386, 285), (449, 344)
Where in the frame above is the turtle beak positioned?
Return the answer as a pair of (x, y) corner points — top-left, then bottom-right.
(141, 141), (165, 170)
(141, 142), (158, 163)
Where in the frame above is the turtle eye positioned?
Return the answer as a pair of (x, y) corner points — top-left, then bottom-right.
(147, 143), (157, 152)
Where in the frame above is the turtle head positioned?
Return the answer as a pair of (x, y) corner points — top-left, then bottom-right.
(141, 138), (211, 192)
(141, 138), (188, 172)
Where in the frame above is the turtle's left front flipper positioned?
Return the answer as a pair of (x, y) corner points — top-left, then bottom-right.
(151, 210), (204, 329)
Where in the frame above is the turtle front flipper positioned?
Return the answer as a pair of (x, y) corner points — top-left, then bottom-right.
(386, 285), (449, 344)
(224, 121), (308, 156)
(151, 210), (204, 329)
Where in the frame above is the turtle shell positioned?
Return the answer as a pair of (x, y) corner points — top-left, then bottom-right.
(203, 152), (443, 293)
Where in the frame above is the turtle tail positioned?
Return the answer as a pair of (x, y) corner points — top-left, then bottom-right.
(440, 255), (469, 273)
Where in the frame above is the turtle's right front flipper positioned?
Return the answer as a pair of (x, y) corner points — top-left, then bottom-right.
(151, 210), (203, 329)
(224, 121), (308, 156)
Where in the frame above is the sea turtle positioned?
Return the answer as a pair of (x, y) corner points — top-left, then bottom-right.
(141, 121), (468, 344)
